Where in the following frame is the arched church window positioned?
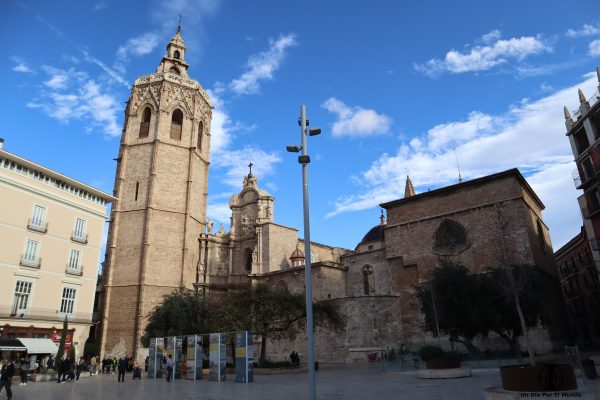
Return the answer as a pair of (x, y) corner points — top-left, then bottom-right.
(169, 66), (181, 75)
(245, 249), (252, 273)
(433, 219), (468, 255)
(278, 280), (288, 292)
(197, 121), (203, 150)
(536, 219), (546, 254)
(362, 265), (374, 295)
(139, 107), (151, 138)
(173, 50), (181, 60)
(170, 109), (183, 140)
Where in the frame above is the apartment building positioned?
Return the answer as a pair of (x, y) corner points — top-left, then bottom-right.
(0, 139), (115, 357)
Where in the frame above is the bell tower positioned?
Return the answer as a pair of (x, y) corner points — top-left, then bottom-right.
(100, 29), (212, 358)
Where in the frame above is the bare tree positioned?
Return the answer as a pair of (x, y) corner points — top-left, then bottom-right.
(493, 205), (536, 366)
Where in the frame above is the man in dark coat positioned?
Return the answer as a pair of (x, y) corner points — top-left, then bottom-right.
(0, 359), (15, 399)
(57, 356), (70, 383)
(117, 357), (127, 382)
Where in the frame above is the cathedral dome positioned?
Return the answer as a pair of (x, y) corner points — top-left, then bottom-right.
(358, 224), (385, 246)
(355, 211), (387, 252)
(290, 247), (304, 259)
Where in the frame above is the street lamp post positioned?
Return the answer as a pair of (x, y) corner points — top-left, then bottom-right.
(287, 104), (321, 400)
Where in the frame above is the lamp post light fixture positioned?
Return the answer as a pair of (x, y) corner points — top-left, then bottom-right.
(286, 104), (320, 400)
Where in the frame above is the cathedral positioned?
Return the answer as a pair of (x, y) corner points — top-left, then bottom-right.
(100, 31), (565, 362)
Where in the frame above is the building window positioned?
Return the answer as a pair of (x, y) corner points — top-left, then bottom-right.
(433, 219), (468, 255)
(363, 265), (374, 295)
(197, 121), (203, 150)
(20, 239), (41, 268)
(135, 182), (139, 201)
(173, 50), (180, 59)
(67, 249), (81, 275)
(28, 205), (48, 233)
(139, 107), (151, 138)
(60, 288), (77, 315)
(71, 218), (87, 244)
(169, 66), (181, 75)
(12, 281), (32, 317)
(170, 109), (183, 140)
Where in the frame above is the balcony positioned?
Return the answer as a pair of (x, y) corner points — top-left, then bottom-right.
(65, 264), (84, 276)
(71, 231), (88, 244)
(573, 161), (600, 189)
(27, 218), (48, 233)
(19, 255), (41, 269)
(0, 306), (92, 324)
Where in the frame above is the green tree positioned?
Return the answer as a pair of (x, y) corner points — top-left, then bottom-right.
(55, 317), (68, 362)
(68, 343), (76, 372)
(414, 261), (486, 356)
(214, 283), (346, 366)
(140, 288), (212, 347)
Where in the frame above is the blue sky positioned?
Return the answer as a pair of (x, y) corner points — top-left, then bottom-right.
(2, 0), (600, 259)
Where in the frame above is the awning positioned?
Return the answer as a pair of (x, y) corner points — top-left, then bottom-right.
(17, 338), (58, 355)
(0, 339), (26, 352)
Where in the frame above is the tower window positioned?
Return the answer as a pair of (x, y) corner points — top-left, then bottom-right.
(536, 219), (546, 254)
(197, 121), (203, 150)
(362, 265), (374, 295)
(135, 182), (139, 201)
(139, 107), (151, 138)
(170, 109), (183, 140)
(173, 50), (181, 59)
(169, 66), (181, 75)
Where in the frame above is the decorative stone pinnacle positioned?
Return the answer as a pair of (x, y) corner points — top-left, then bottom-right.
(578, 88), (587, 104)
(563, 106), (572, 120)
(597, 67), (600, 83)
(404, 175), (416, 198)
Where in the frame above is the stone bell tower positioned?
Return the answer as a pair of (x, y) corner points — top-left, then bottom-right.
(100, 28), (212, 358)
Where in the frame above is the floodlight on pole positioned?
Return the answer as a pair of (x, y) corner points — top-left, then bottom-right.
(288, 104), (318, 400)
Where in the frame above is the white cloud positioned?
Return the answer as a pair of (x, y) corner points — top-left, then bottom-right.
(321, 97), (392, 138)
(481, 29), (502, 44)
(326, 73), (600, 248)
(229, 34), (297, 95)
(589, 39), (600, 57)
(27, 66), (121, 137)
(93, 1), (108, 11)
(116, 33), (159, 59)
(415, 34), (551, 76)
(211, 145), (282, 188)
(566, 23), (600, 38)
(11, 56), (34, 73)
(206, 202), (233, 226)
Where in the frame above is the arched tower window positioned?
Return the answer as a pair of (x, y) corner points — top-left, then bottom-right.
(170, 109), (183, 140)
(197, 121), (203, 150)
(169, 66), (181, 75)
(173, 50), (181, 60)
(139, 107), (151, 138)
(244, 249), (253, 273)
(362, 265), (374, 295)
(536, 219), (546, 254)
(433, 219), (469, 255)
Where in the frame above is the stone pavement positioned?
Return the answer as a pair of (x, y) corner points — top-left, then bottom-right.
(3, 365), (600, 400)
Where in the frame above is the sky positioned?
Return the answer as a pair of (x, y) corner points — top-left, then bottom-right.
(2, 0), (600, 263)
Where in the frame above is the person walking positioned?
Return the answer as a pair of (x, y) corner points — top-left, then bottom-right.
(166, 355), (173, 382)
(117, 357), (127, 383)
(0, 360), (15, 400)
(57, 356), (70, 383)
(18, 357), (28, 385)
(75, 358), (84, 382)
